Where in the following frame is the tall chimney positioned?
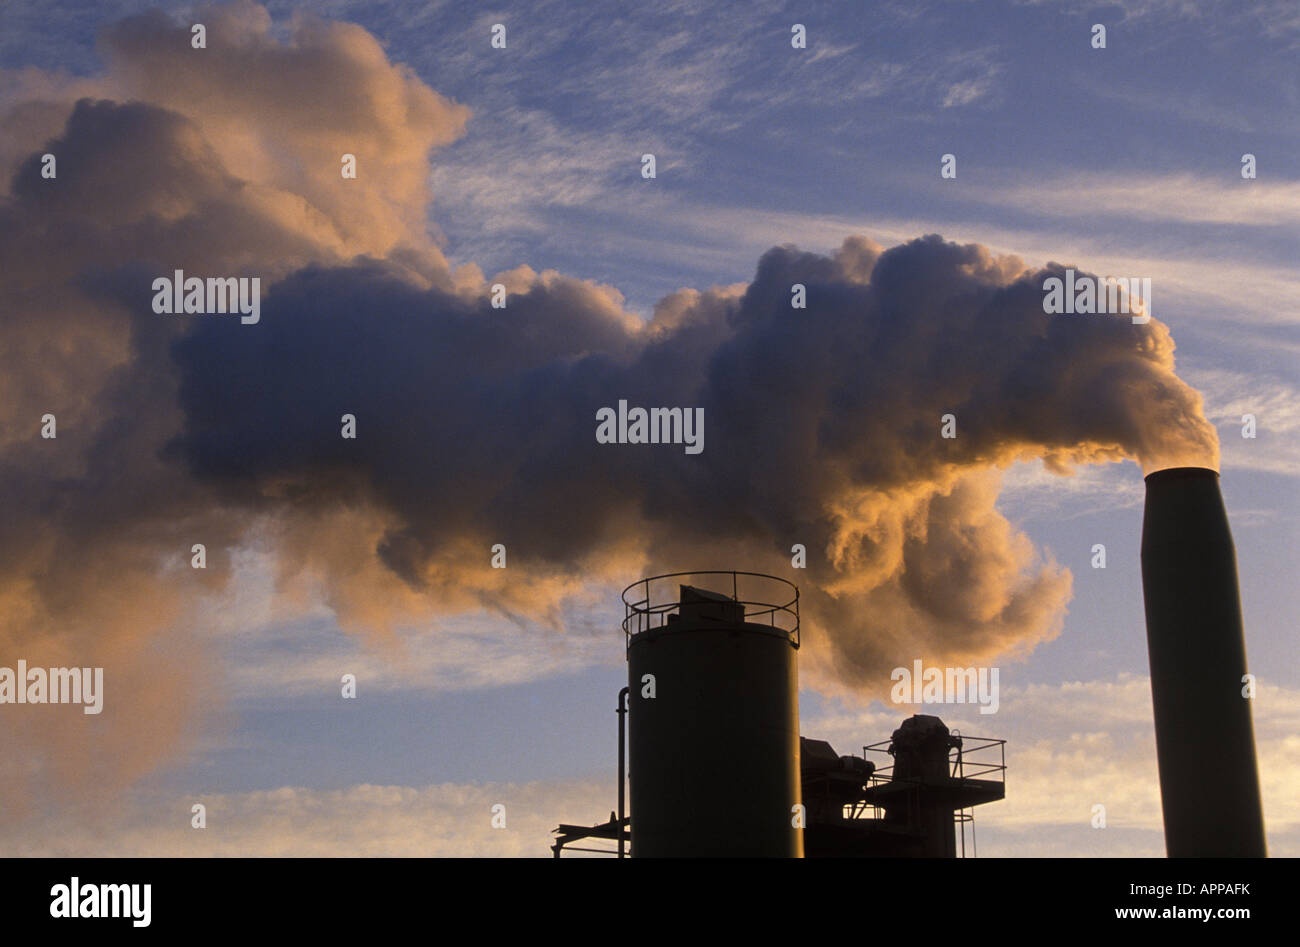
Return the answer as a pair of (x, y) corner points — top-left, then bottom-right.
(1140, 467), (1267, 857)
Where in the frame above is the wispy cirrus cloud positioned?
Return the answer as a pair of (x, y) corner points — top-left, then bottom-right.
(969, 173), (1300, 228)
(0, 779), (616, 857)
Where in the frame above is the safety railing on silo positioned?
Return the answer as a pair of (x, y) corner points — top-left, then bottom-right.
(620, 570), (800, 651)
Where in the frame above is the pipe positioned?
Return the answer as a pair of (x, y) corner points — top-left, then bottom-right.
(1140, 467), (1267, 857)
(617, 686), (629, 858)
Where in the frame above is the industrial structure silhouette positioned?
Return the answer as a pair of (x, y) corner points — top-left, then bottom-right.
(553, 467), (1266, 858)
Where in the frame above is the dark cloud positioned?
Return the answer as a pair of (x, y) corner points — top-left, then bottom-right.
(168, 233), (1217, 696)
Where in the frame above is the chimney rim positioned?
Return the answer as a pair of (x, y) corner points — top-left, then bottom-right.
(1144, 466), (1220, 485)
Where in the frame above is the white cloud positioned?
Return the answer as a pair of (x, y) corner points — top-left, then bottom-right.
(191, 548), (624, 699)
(997, 459), (1146, 522)
(0, 780), (614, 857)
(4, 676), (1294, 856)
(973, 173), (1300, 227)
(1191, 366), (1300, 479)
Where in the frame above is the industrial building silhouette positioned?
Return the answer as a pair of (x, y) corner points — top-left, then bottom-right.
(553, 467), (1266, 858)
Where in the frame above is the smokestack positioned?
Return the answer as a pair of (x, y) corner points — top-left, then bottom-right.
(1140, 467), (1266, 857)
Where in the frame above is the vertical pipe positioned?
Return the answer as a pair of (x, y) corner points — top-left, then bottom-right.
(617, 686), (629, 859)
(1140, 467), (1267, 857)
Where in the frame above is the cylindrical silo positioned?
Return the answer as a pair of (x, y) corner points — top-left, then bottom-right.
(1140, 467), (1267, 857)
(624, 575), (802, 857)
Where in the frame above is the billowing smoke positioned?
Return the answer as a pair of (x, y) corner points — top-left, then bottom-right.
(0, 2), (1218, 805)
(0, 0), (469, 810)
(166, 234), (1217, 694)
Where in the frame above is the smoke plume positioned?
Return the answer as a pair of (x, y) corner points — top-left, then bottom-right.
(0, 2), (1218, 806)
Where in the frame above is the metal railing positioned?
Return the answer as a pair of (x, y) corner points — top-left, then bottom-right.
(860, 734), (1007, 785)
(839, 735), (1007, 827)
(621, 570), (800, 649)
